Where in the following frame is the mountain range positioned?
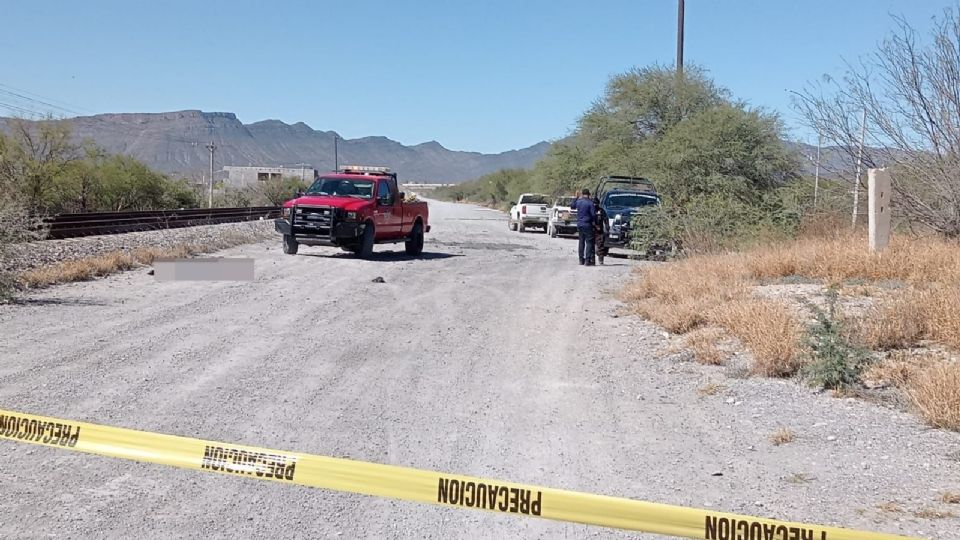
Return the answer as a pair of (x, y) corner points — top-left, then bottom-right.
(0, 110), (551, 183)
(0, 110), (858, 184)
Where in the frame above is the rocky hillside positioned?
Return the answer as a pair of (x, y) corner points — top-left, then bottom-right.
(0, 111), (550, 182)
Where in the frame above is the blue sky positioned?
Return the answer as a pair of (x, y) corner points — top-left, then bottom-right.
(0, 1), (952, 153)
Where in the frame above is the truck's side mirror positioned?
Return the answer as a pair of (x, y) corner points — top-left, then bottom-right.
(398, 191), (405, 200)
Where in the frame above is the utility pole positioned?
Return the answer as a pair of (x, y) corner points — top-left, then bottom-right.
(814, 132), (821, 210)
(334, 135), (339, 171)
(676, 0), (685, 76)
(676, 0), (685, 120)
(205, 141), (216, 208)
(851, 108), (867, 228)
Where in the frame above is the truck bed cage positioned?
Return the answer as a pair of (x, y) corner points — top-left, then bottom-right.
(594, 176), (657, 199)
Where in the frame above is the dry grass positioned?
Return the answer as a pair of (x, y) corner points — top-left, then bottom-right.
(856, 286), (960, 351)
(940, 492), (960, 504)
(769, 427), (796, 446)
(907, 361), (960, 431)
(16, 238), (255, 289)
(623, 253), (802, 376)
(631, 297), (709, 334)
(625, 232), (960, 389)
(860, 350), (934, 388)
(913, 508), (957, 519)
(697, 382), (727, 397)
(743, 234), (960, 285)
(711, 298), (803, 376)
(876, 501), (903, 514)
(681, 328), (730, 365)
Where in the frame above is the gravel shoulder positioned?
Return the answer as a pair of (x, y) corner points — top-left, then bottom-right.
(0, 200), (956, 539)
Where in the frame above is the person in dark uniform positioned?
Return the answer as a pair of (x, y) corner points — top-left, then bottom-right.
(594, 196), (609, 265)
(570, 188), (596, 265)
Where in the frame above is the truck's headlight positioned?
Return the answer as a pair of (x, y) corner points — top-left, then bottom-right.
(614, 214), (622, 223)
(281, 207), (291, 219)
(345, 211), (358, 221)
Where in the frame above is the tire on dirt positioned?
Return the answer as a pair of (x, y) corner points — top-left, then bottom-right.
(282, 234), (299, 255)
(358, 222), (375, 259)
(518, 220), (526, 233)
(405, 221), (424, 256)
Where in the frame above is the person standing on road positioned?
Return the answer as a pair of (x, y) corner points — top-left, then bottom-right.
(570, 189), (596, 266)
(594, 196), (609, 265)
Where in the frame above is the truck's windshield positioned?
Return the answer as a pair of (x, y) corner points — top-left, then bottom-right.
(305, 177), (375, 199)
(603, 192), (659, 208)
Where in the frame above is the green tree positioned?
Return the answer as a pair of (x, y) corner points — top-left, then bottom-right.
(651, 105), (798, 205)
(0, 119), (79, 212)
(252, 175), (308, 206)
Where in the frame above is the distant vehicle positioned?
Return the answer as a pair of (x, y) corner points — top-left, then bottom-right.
(275, 165), (430, 258)
(592, 176), (661, 249)
(508, 193), (550, 232)
(546, 195), (578, 237)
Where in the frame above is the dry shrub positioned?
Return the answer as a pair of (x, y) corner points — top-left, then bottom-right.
(697, 382), (726, 396)
(743, 234), (960, 285)
(681, 327), (730, 365)
(19, 241), (233, 289)
(132, 245), (192, 265)
(20, 252), (137, 287)
(631, 297), (708, 334)
(711, 298), (803, 377)
(623, 255), (748, 305)
(797, 211), (851, 239)
(876, 501), (903, 514)
(625, 251), (801, 375)
(858, 286), (960, 351)
(861, 351), (925, 388)
(907, 361), (960, 431)
(941, 492), (960, 504)
(913, 508), (957, 519)
(769, 427), (796, 446)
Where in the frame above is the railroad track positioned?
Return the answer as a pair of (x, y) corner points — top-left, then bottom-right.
(39, 207), (280, 240)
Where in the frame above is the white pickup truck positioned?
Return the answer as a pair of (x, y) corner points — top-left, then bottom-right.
(508, 193), (550, 233)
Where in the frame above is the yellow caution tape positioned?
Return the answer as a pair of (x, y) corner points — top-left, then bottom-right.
(0, 408), (921, 540)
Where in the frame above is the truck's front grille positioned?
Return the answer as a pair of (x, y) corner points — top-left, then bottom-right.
(293, 205), (334, 234)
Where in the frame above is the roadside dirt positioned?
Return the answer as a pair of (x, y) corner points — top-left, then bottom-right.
(0, 200), (955, 539)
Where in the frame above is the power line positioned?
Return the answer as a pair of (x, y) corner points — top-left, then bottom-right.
(0, 88), (80, 116)
(0, 82), (91, 114)
(0, 100), (45, 117)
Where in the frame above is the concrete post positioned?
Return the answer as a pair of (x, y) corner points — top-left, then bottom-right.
(868, 168), (891, 252)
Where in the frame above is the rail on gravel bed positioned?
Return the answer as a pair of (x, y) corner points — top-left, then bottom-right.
(38, 207), (280, 239)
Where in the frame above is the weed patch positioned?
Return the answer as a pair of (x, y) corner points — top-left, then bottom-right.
(908, 361), (960, 430)
(769, 428), (796, 446)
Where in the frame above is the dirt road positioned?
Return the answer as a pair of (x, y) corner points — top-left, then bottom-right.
(0, 200), (954, 539)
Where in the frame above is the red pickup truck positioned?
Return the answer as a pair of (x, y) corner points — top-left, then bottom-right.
(275, 166), (430, 258)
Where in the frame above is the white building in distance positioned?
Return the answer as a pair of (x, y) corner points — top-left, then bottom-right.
(221, 166), (318, 188)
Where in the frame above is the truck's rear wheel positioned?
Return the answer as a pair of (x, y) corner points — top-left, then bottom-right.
(548, 223), (557, 237)
(405, 222), (424, 255)
(282, 234), (299, 255)
(358, 223), (375, 259)
(518, 220), (526, 233)
(508, 218), (517, 231)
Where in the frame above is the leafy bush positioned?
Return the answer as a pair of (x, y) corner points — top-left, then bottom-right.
(802, 290), (871, 389)
(0, 119), (201, 214)
(630, 190), (799, 255)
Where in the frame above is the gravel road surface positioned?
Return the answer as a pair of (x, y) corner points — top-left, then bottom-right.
(0, 200), (956, 539)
